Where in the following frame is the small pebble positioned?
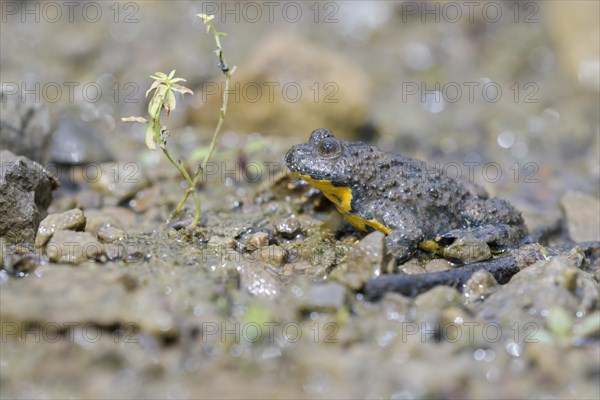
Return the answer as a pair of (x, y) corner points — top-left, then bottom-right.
(256, 245), (287, 267)
(35, 208), (87, 248)
(463, 269), (498, 301)
(331, 231), (388, 290)
(276, 217), (302, 239)
(424, 258), (452, 273)
(443, 237), (491, 263)
(208, 236), (237, 250)
(245, 232), (270, 251)
(97, 225), (126, 243)
(399, 259), (425, 275)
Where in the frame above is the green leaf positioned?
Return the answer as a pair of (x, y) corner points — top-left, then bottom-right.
(148, 93), (163, 117)
(145, 124), (157, 150)
(165, 90), (176, 116)
(152, 71), (168, 80)
(196, 13), (214, 23)
(146, 80), (160, 97)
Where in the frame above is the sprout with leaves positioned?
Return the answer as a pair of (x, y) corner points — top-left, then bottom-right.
(122, 14), (235, 228)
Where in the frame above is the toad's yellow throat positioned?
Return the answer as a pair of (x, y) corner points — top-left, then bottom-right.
(297, 173), (391, 235)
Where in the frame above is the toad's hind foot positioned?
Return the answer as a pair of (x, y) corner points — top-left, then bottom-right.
(439, 223), (526, 251)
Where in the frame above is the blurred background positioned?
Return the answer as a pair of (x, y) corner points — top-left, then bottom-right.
(0, 1), (600, 216)
(2, 0), (599, 222)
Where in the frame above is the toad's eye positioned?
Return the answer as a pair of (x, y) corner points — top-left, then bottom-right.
(316, 138), (341, 158)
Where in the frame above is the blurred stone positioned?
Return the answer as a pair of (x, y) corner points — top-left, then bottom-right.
(303, 282), (347, 311)
(129, 185), (161, 213)
(331, 231), (388, 290)
(424, 258), (452, 273)
(0, 150), (58, 245)
(84, 207), (137, 233)
(241, 263), (282, 298)
(90, 162), (150, 205)
(208, 235), (237, 250)
(74, 189), (103, 209)
(97, 225), (126, 243)
(480, 256), (598, 319)
(49, 117), (113, 165)
(0, 91), (53, 163)
(463, 269), (498, 302)
(189, 34), (371, 139)
(0, 265), (179, 338)
(399, 259), (426, 275)
(35, 208), (87, 247)
(560, 191), (600, 242)
(46, 230), (104, 264)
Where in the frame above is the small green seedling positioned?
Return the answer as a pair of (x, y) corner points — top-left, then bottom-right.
(122, 14), (235, 228)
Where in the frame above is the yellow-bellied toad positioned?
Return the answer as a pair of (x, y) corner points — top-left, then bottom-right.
(285, 128), (527, 262)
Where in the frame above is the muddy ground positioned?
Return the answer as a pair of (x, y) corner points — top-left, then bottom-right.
(1, 2), (599, 399)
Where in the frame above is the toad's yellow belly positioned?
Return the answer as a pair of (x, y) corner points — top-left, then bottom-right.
(297, 173), (391, 235)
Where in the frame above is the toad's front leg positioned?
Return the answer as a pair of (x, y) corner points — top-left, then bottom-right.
(382, 213), (424, 264)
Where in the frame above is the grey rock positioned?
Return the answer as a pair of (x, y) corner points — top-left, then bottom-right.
(0, 150), (58, 245)
(480, 255), (599, 319)
(49, 117), (113, 164)
(331, 231), (388, 290)
(0, 90), (53, 163)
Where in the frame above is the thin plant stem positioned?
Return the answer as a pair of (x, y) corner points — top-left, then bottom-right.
(176, 18), (234, 228)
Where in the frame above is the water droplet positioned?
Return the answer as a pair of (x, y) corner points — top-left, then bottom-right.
(474, 348), (486, 361)
(506, 341), (522, 357)
(497, 130), (515, 148)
